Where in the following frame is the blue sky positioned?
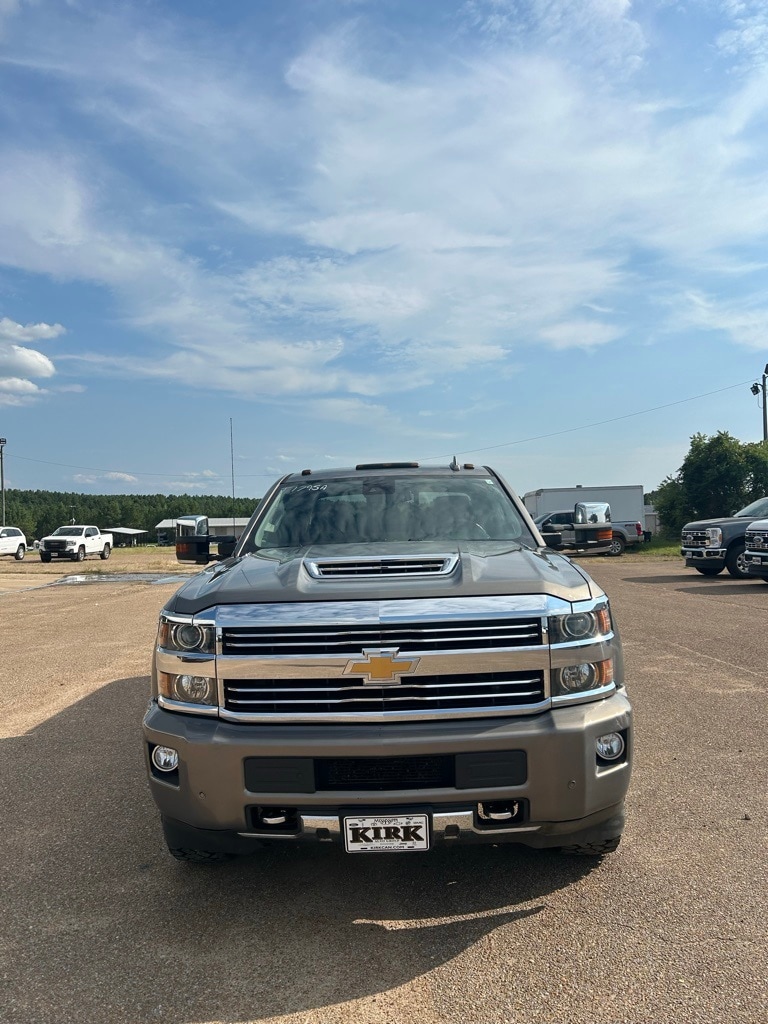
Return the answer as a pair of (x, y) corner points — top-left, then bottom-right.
(2, 0), (768, 500)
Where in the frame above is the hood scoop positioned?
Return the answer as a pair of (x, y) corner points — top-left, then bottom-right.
(304, 554), (459, 580)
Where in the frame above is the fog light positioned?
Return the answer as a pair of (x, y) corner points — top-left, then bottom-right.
(596, 732), (625, 761)
(560, 663), (597, 692)
(173, 674), (214, 703)
(151, 745), (179, 772)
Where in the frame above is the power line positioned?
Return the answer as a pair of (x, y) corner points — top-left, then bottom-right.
(418, 379), (757, 463)
(4, 378), (758, 481)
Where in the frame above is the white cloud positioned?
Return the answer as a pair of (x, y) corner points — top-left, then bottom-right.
(0, 376), (41, 393)
(539, 320), (624, 350)
(678, 290), (768, 349)
(3, 0), (768, 430)
(0, 375), (45, 406)
(460, 0), (646, 72)
(0, 317), (65, 342)
(0, 343), (55, 377)
(104, 471), (138, 483)
(0, 319), (58, 404)
(717, 1), (768, 69)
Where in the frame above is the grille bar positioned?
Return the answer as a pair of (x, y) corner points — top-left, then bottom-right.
(681, 531), (707, 548)
(221, 618), (542, 656)
(224, 671), (545, 715)
(227, 691), (543, 706)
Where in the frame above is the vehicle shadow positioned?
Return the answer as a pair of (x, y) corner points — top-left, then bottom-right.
(2, 676), (599, 1024)
(623, 574), (767, 595)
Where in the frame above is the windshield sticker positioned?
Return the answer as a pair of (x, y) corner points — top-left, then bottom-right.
(285, 483), (328, 494)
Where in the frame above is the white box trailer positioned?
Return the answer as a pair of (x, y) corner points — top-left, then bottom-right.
(523, 485), (646, 555)
(523, 484), (644, 521)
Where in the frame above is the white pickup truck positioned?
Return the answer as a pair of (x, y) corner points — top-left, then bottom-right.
(39, 525), (113, 563)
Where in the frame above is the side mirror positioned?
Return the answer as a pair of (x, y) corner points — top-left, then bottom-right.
(573, 501), (611, 525)
(216, 536), (237, 559)
(175, 515), (212, 564)
(540, 530), (563, 549)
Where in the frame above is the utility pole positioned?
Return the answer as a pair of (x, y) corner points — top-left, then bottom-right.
(750, 365), (768, 442)
(0, 438), (5, 527)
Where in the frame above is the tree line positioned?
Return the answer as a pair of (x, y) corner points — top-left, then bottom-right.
(2, 489), (261, 543)
(8, 433), (767, 542)
(648, 431), (768, 534)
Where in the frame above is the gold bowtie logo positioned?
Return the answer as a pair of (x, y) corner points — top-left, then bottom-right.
(344, 649), (420, 686)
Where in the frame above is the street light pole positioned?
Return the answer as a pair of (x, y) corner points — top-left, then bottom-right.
(0, 438), (6, 527)
(750, 367), (768, 442)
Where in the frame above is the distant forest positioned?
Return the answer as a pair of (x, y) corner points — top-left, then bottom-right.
(3, 489), (261, 543)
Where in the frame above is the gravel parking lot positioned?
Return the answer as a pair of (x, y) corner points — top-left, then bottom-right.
(1, 554), (766, 1024)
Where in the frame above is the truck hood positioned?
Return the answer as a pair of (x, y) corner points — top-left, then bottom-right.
(682, 516), (752, 530)
(167, 542), (598, 615)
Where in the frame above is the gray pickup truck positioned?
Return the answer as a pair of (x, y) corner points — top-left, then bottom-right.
(680, 497), (768, 578)
(534, 510), (643, 556)
(143, 462), (632, 864)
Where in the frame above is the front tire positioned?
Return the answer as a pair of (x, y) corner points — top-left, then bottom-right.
(40, 553), (52, 563)
(14, 545), (25, 561)
(73, 546), (85, 562)
(695, 565), (723, 576)
(161, 817), (238, 864)
(725, 542), (751, 579)
(607, 534), (625, 556)
(100, 543), (111, 560)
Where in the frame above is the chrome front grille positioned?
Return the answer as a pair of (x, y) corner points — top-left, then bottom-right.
(221, 617), (542, 656)
(746, 532), (768, 550)
(212, 595), (566, 722)
(681, 531), (707, 548)
(224, 670), (546, 717)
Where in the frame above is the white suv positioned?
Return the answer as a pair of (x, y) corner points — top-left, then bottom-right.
(0, 527), (27, 560)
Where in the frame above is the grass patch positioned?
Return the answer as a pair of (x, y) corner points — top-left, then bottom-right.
(631, 535), (680, 558)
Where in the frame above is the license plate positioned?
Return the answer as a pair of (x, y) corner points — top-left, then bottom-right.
(343, 813), (429, 853)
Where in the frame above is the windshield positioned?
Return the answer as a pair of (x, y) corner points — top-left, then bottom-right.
(243, 474), (532, 550)
(52, 527), (83, 536)
(735, 498), (768, 518)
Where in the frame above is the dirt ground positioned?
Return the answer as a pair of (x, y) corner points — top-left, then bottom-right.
(1, 555), (765, 1024)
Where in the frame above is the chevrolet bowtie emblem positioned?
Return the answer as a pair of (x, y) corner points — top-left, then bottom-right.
(344, 648), (420, 686)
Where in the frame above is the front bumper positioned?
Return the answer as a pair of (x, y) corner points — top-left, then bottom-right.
(681, 546), (726, 567)
(143, 693), (632, 849)
(745, 552), (768, 578)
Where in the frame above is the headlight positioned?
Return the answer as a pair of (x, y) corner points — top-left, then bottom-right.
(705, 528), (722, 547)
(158, 615), (215, 654)
(158, 671), (217, 706)
(66, 540), (76, 547)
(553, 658), (613, 699)
(548, 606), (611, 645)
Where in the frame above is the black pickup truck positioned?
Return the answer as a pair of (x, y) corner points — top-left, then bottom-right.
(680, 497), (768, 578)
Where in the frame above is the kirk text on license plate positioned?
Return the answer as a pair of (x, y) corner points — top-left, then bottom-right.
(343, 814), (429, 853)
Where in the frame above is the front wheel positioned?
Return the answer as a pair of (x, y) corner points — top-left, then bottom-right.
(695, 565), (723, 576)
(100, 544), (111, 560)
(14, 545), (25, 561)
(75, 546), (85, 562)
(40, 553), (52, 563)
(607, 534), (625, 556)
(725, 542), (751, 579)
